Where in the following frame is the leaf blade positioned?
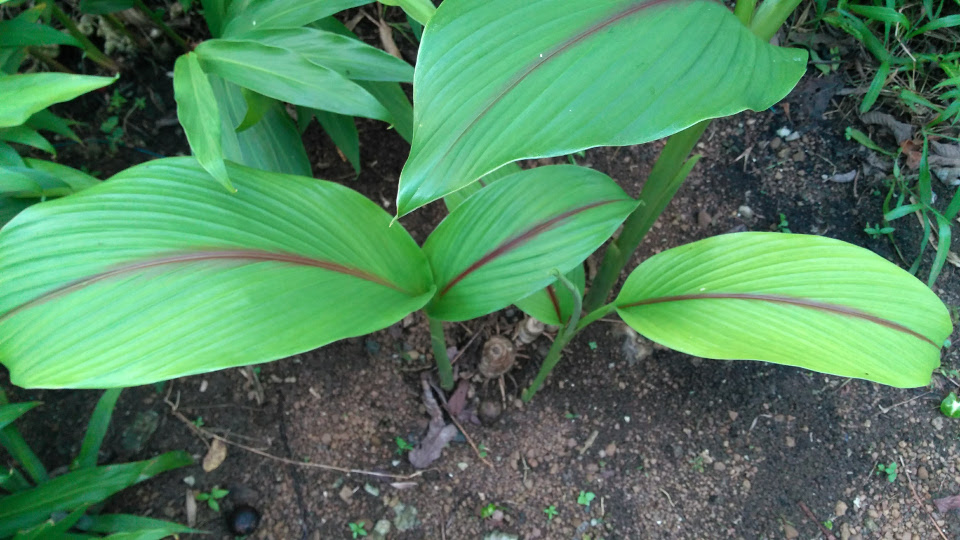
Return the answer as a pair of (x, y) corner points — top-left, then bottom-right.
(173, 52), (233, 191)
(615, 233), (952, 388)
(0, 74), (116, 128)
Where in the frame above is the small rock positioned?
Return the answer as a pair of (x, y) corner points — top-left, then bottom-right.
(835, 500), (848, 517)
(697, 209), (712, 228)
(604, 443), (617, 458)
(785, 131), (801, 142)
(728, 411), (739, 421)
(364, 483), (380, 497)
(483, 533), (519, 540)
(737, 206), (753, 220)
(784, 523), (799, 538)
(457, 462), (469, 471)
(932, 416), (944, 431)
(792, 150), (805, 162)
(713, 462), (726, 472)
(339, 485), (354, 504)
(918, 466), (929, 480)
(183, 476), (195, 487)
(776, 127), (792, 138)
(770, 137), (783, 150)
(478, 400), (502, 425)
(742, 479), (751, 491)
(785, 436), (796, 448)
(321, 433), (332, 445)
(370, 519), (392, 540)
(392, 503), (420, 532)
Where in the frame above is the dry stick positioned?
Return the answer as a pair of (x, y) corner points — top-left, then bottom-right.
(163, 392), (429, 481)
(900, 456), (950, 540)
(797, 501), (837, 540)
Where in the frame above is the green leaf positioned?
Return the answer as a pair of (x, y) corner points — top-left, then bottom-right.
(173, 52), (233, 192)
(0, 402), (40, 431)
(0, 18), (81, 48)
(515, 264), (585, 326)
(207, 75), (311, 176)
(196, 39), (390, 121)
(860, 61), (889, 114)
(0, 166), (71, 198)
(25, 110), (81, 143)
(615, 233), (952, 388)
(237, 28), (414, 82)
(221, 0), (374, 37)
(82, 513), (200, 536)
(314, 109), (360, 175)
(74, 389), (122, 469)
(21, 159), (100, 191)
(0, 126), (55, 155)
(846, 5), (911, 27)
(0, 158), (435, 388)
(13, 506), (89, 540)
(0, 451), (192, 537)
(443, 162), (521, 213)
(1, 466), (32, 493)
(79, 0), (136, 15)
(0, 141), (25, 167)
(396, 0), (807, 215)
(423, 165), (636, 321)
(941, 392), (960, 418)
(0, 390), (47, 485)
(358, 81), (413, 142)
(200, 0), (229, 37)
(379, 0), (435, 26)
(0, 73), (116, 128)
(236, 88), (271, 132)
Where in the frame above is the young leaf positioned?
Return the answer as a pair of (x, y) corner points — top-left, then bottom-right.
(236, 88), (272, 133)
(207, 75), (312, 176)
(0, 126), (55, 155)
(423, 165), (636, 321)
(237, 28), (414, 82)
(221, 0), (374, 37)
(615, 233), (952, 388)
(515, 264), (585, 327)
(25, 110), (81, 143)
(196, 39), (390, 121)
(314, 109), (361, 175)
(74, 388), (122, 469)
(0, 158), (435, 388)
(396, 0), (807, 215)
(0, 73), (116, 128)
(0, 142), (24, 167)
(173, 52), (233, 192)
(0, 402), (40, 431)
(0, 451), (192, 537)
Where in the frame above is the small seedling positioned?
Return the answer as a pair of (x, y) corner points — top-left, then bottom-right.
(876, 461), (897, 483)
(823, 520), (833, 530)
(941, 392), (960, 418)
(777, 213), (791, 233)
(195, 486), (229, 512)
(863, 223), (895, 239)
(564, 412), (580, 419)
(478, 443), (488, 459)
(348, 521), (367, 538)
(544, 505), (558, 520)
(192, 416), (204, 428)
(588, 341), (598, 350)
(395, 436), (414, 455)
(577, 490), (596, 507)
(480, 502), (500, 519)
(690, 455), (705, 473)
(108, 89), (128, 112)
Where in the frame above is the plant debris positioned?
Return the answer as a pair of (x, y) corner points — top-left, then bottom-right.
(408, 379), (458, 469)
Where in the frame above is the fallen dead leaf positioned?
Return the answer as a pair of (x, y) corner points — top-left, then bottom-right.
(202, 438), (227, 472)
(935, 494), (960, 514)
(186, 488), (197, 527)
(409, 379), (458, 469)
(862, 111), (913, 144)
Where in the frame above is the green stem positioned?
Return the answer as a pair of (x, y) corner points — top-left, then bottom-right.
(582, 121), (708, 311)
(429, 316), (454, 390)
(133, 0), (191, 53)
(750, 0), (803, 41)
(523, 271), (582, 401)
(575, 302), (617, 333)
(734, 0), (758, 26)
(0, 389), (48, 485)
(51, 5), (119, 72)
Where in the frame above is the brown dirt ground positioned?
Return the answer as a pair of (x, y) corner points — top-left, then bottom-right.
(3, 7), (960, 540)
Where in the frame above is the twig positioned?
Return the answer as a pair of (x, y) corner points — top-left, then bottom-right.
(163, 389), (428, 481)
(878, 392), (930, 413)
(659, 488), (675, 507)
(797, 501), (837, 540)
(445, 401), (493, 469)
(900, 456), (949, 540)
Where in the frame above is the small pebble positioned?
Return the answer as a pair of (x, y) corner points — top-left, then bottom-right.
(776, 127), (792, 138)
(835, 500), (848, 517)
(226, 504), (261, 536)
(769, 137), (783, 150)
(737, 206), (753, 220)
(785, 436), (796, 448)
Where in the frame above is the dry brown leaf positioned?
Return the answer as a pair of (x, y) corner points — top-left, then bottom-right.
(186, 488), (197, 527)
(935, 494), (960, 514)
(861, 111), (913, 143)
(202, 438), (227, 472)
(947, 251), (960, 269)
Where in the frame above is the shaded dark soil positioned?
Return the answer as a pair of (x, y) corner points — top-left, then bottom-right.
(3, 13), (960, 540)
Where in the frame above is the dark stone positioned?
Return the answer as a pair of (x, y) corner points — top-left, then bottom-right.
(227, 504), (261, 536)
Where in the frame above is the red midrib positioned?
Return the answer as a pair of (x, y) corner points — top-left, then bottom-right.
(619, 292), (937, 346)
(1, 249), (403, 322)
(439, 200), (618, 297)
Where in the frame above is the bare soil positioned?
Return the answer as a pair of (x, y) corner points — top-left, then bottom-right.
(3, 10), (960, 540)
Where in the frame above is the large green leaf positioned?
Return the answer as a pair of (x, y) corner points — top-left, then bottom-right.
(0, 166), (70, 198)
(380, 0), (435, 26)
(396, 0), (808, 215)
(0, 18), (81, 48)
(423, 165), (636, 321)
(0, 74), (116, 128)
(0, 452), (191, 537)
(208, 75), (311, 176)
(196, 39), (390, 121)
(0, 158), (434, 388)
(238, 28), (414, 82)
(221, 0), (374, 37)
(615, 233), (953, 388)
(443, 161), (522, 213)
(173, 52), (233, 191)
(515, 264), (585, 326)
